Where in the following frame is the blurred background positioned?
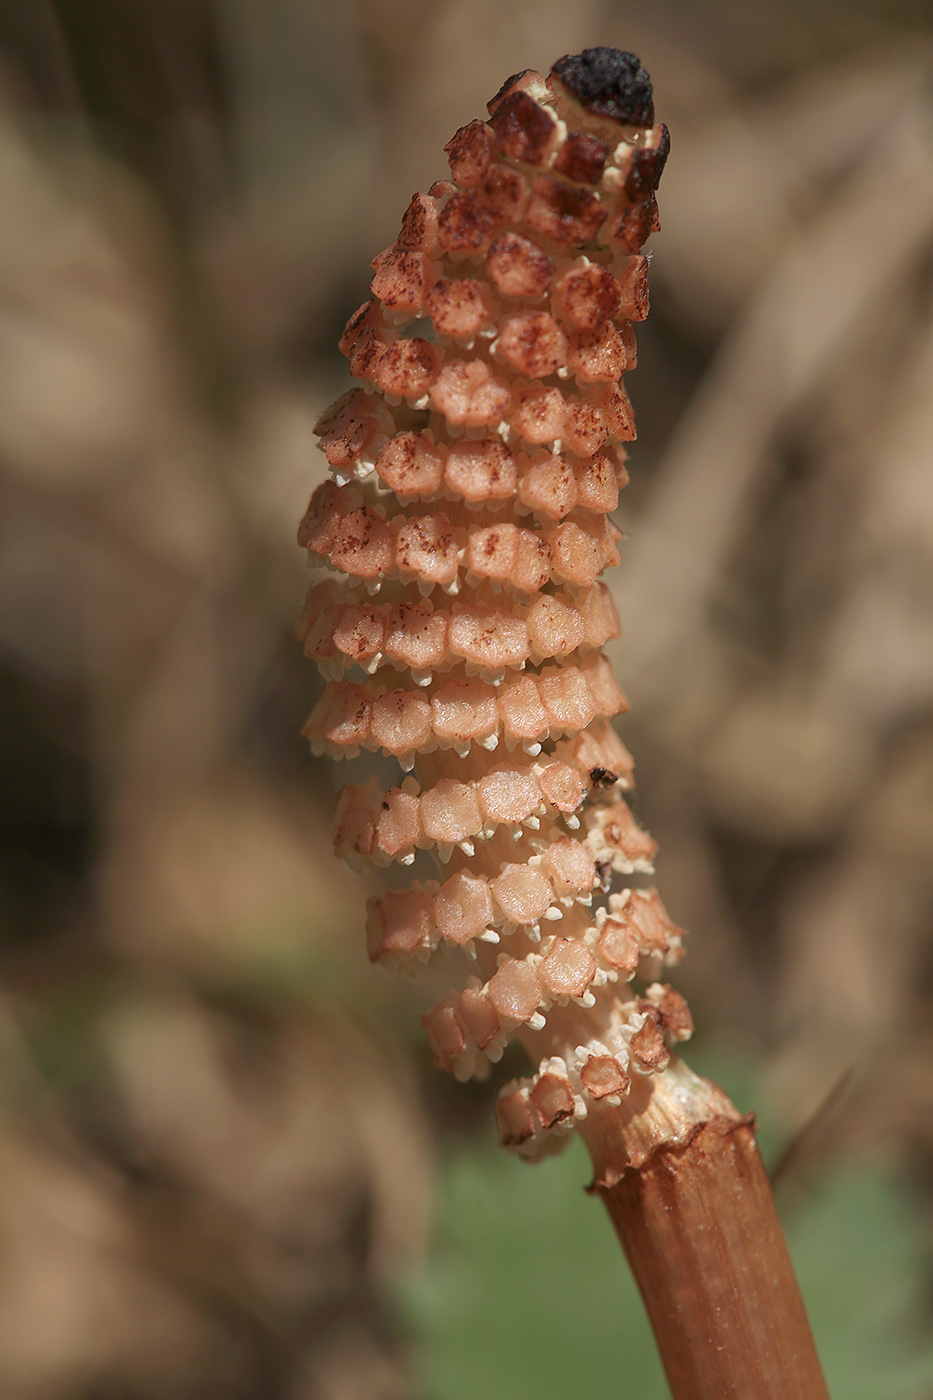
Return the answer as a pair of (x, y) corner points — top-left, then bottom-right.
(0, 0), (932, 1396)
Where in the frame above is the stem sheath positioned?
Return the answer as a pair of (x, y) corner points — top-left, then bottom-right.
(583, 1062), (829, 1400)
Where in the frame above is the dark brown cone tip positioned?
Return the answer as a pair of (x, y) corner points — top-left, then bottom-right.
(486, 69), (539, 114)
(551, 48), (654, 127)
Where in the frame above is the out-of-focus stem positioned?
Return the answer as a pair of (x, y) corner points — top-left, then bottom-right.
(582, 1060), (829, 1400)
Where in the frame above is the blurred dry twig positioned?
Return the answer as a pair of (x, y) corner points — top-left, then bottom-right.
(0, 2), (931, 1395)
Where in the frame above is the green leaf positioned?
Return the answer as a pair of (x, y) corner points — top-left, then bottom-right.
(791, 1166), (933, 1400)
(399, 1133), (667, 1400)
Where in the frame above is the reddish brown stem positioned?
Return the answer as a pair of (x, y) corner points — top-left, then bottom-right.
(582, 1060), (829, 1399)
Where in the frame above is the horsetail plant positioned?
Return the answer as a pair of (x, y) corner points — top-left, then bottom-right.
(297, 47), (829, 1399)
